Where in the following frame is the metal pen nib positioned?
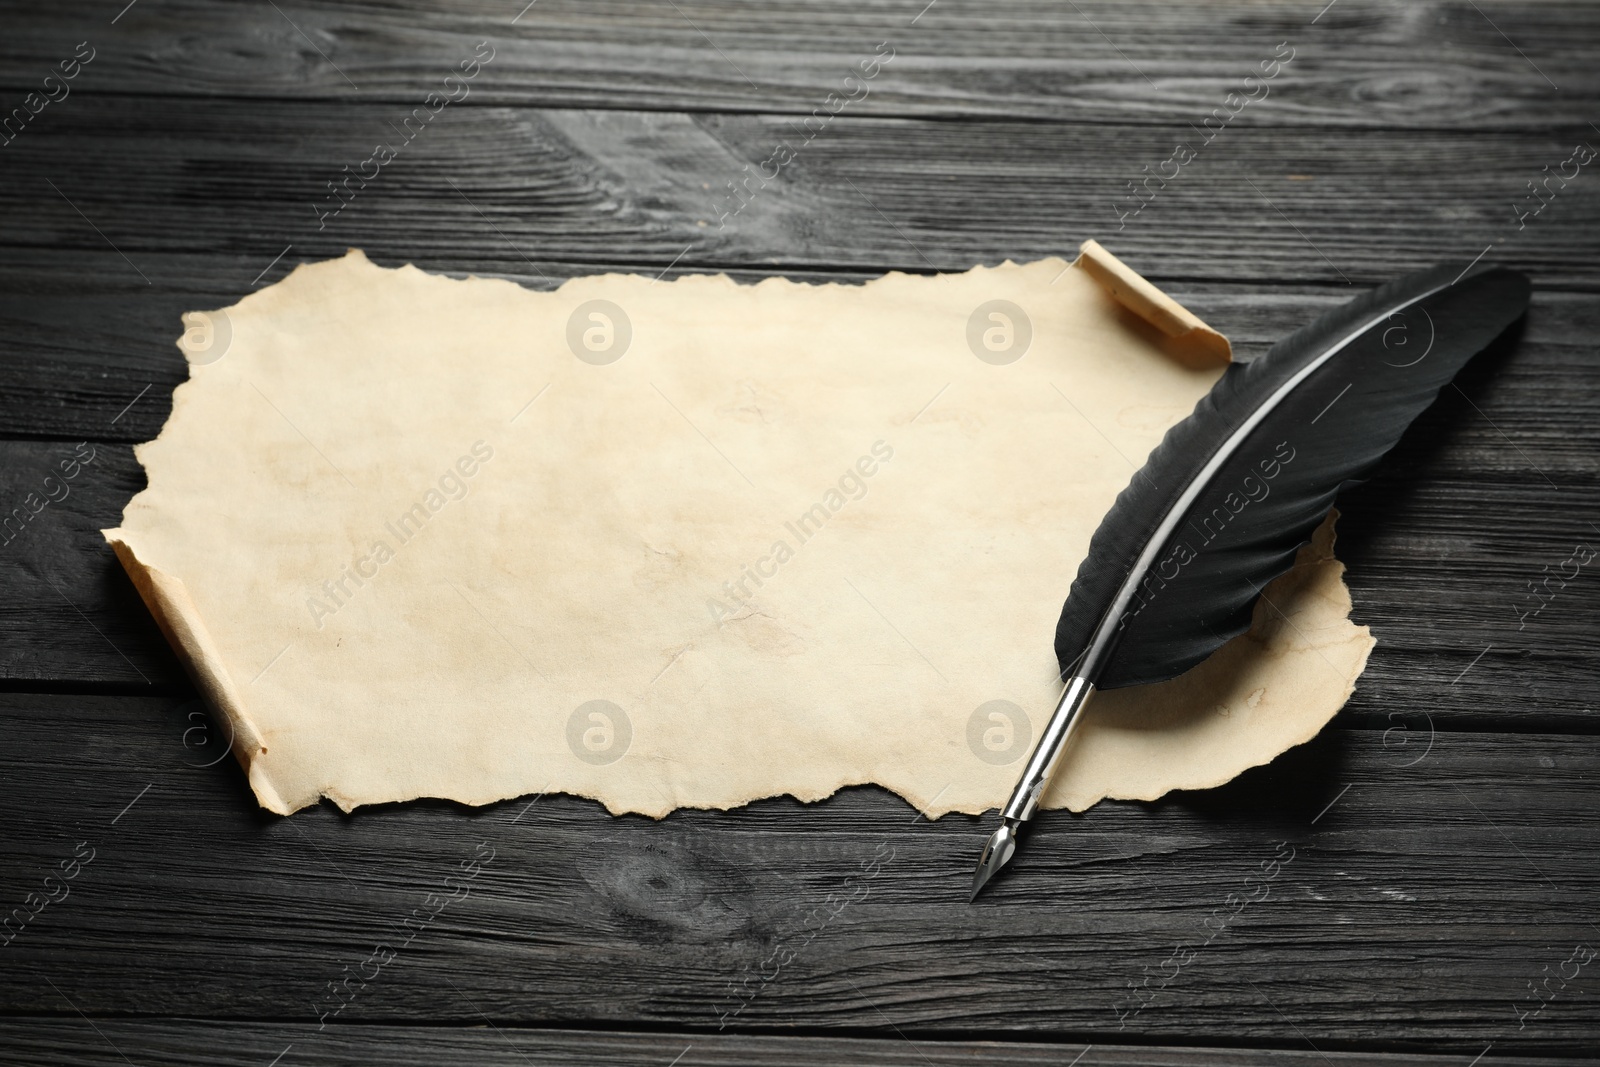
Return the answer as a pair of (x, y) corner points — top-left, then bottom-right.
(969, 818), (1019, 900)
(968, 676), (1097, 901)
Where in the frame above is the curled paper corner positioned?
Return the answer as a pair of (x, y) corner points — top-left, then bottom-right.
(101, 531), (291, 815)
(1075, 238), (1233, 370)
(1040, 508), (1376, 815)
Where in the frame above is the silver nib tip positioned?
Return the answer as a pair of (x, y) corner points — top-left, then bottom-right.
(969, 819), (1019, 902)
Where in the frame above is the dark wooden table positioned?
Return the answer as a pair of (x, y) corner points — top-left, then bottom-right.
(3, 2), (1598, 1063)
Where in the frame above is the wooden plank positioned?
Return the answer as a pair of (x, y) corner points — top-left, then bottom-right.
(2, 275), (1594, 724)
(0, 693), (1596, 1051)
(0, 441), (184, 689)
(3, 102), (1599, 289)
(2, 251), (1598, 449)
(1, 0), (1593, 128)
(0, 1018), (1586, 1067)
(1334, 475), (1600, 733)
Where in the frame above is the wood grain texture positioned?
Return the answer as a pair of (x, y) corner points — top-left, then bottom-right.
(3, 101), (1599, 289)
(0, 694), (1597, 1051)
(0, 0), (1594, 128)
(2, 1021), (1596, 1067)
(0, 1020), (1589, 1067)
(2, 0), (1597, 1058)
(0, 441), (182, 689)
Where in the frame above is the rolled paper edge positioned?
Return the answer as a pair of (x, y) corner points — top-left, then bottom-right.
(1075, 238), (1234, 369)
(102, 530), (291, 815)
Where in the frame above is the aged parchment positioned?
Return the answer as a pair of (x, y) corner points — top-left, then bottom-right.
(106, 243), (1373, 817)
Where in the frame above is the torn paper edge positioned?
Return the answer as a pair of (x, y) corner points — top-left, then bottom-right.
(1075, 239), (1233, 369)
(103, 533), (290, 814)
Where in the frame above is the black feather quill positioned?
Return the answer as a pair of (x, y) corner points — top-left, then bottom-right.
(972, 262), (1531, 900)
(1054, 262), (1531, 690)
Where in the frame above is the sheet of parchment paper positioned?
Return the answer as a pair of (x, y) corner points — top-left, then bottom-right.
(105, 242), (1373, 817)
